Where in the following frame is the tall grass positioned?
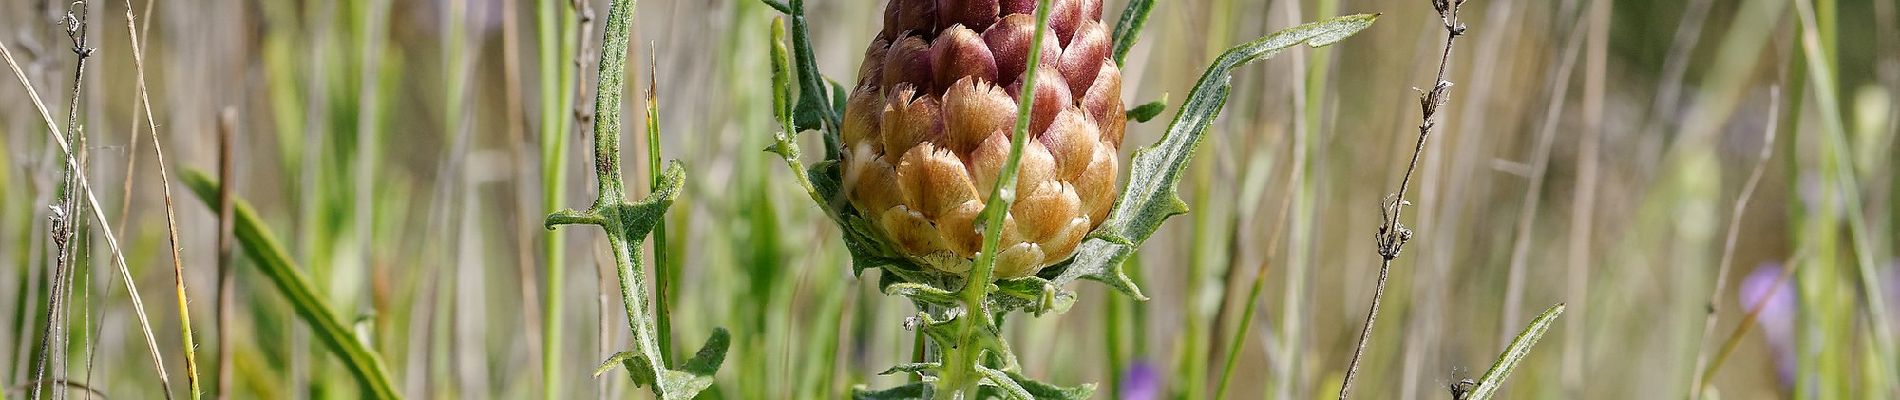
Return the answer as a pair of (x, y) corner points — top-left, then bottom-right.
(0, 0), (1894, 398)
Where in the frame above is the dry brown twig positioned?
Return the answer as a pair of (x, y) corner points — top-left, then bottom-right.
(1687, 87), (1780, 400)
(1, 3), (177, 398)
(1340, 0), (1468, 398)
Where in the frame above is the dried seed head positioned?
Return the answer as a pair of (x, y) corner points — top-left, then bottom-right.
(846, 0), (1127, 279)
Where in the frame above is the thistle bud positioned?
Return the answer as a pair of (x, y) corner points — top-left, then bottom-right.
(844, 0), (1124, 279)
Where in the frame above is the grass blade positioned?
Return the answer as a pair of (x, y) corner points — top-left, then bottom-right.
(180, 169), (402, 399)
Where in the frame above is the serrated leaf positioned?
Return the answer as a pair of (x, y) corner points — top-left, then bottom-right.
(853, 383), (930, 400)
(1464, 303), (1564, 400)
(1057, 13), (1380, 299)
(1125, 96), (1168, 123)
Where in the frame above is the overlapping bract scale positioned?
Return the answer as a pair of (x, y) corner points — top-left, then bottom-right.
(844, 0), (1124, 278)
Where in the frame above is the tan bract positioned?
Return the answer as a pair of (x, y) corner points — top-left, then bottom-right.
(844, 0), (1124, 278)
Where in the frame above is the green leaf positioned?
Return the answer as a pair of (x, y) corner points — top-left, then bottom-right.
(759, 0), (790, 14)
(1109, 0), (1156, 63)
(977, 366), (1036, 399)
(975, 367), (1095, 400)
(180, 169), (403, 399)
(877, 363), (941, 376)
(853, 383), (930, 400)
(1005, 369), (1095, 400)
(647, 328), (731, 400)
(992, 278), (1074, 316)
(594, 351), (638, 377)
(1125, 96), (1168, 123)
(888, 283), (962, 308)
(769, 0), (840, 152)
(678, 327), (731, 378)
(1464, 303), (1564, 400)
(1055, 13), (1380, 299)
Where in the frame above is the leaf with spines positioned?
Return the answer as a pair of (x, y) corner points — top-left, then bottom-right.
(1052, 13), (1381, 299)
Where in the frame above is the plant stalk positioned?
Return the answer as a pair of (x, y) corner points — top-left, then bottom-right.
(537, 0), (578, 396)
(1339, 1), (1464, 397)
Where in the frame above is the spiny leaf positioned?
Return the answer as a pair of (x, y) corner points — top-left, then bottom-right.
(180, 169), (402, 399)
(1056, 13), (1380, 299)
(1464, 303), (1565, 400)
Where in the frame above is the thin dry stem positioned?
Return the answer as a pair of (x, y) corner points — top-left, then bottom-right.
(1688, 88), (1779, 400)
(123, 2), (205, 397)
(1339, 1), (1466, 398)
(1700, 252), (1802, 388)
(2, 19), (176, 400)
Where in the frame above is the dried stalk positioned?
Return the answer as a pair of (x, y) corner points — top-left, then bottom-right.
(1338, 0), (1467, 398)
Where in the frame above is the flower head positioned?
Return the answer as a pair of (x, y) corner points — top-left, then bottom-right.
(844, 0), (1123, 278)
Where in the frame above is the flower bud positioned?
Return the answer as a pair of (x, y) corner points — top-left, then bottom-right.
(845, 0), (1128, 278)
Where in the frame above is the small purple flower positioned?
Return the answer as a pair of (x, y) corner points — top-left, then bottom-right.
(1118, 361), (1159, 400)
(1738, 263), (1795, 387)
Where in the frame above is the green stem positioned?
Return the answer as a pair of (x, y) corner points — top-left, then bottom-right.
(536, 0), (576, 396)
(765, 16), (830, 210)
(1793, 0), (1898, 393)
(935, 1), (1053, 398)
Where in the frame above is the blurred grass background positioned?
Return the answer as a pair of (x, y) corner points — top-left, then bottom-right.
(0, 0), (1895, 398)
